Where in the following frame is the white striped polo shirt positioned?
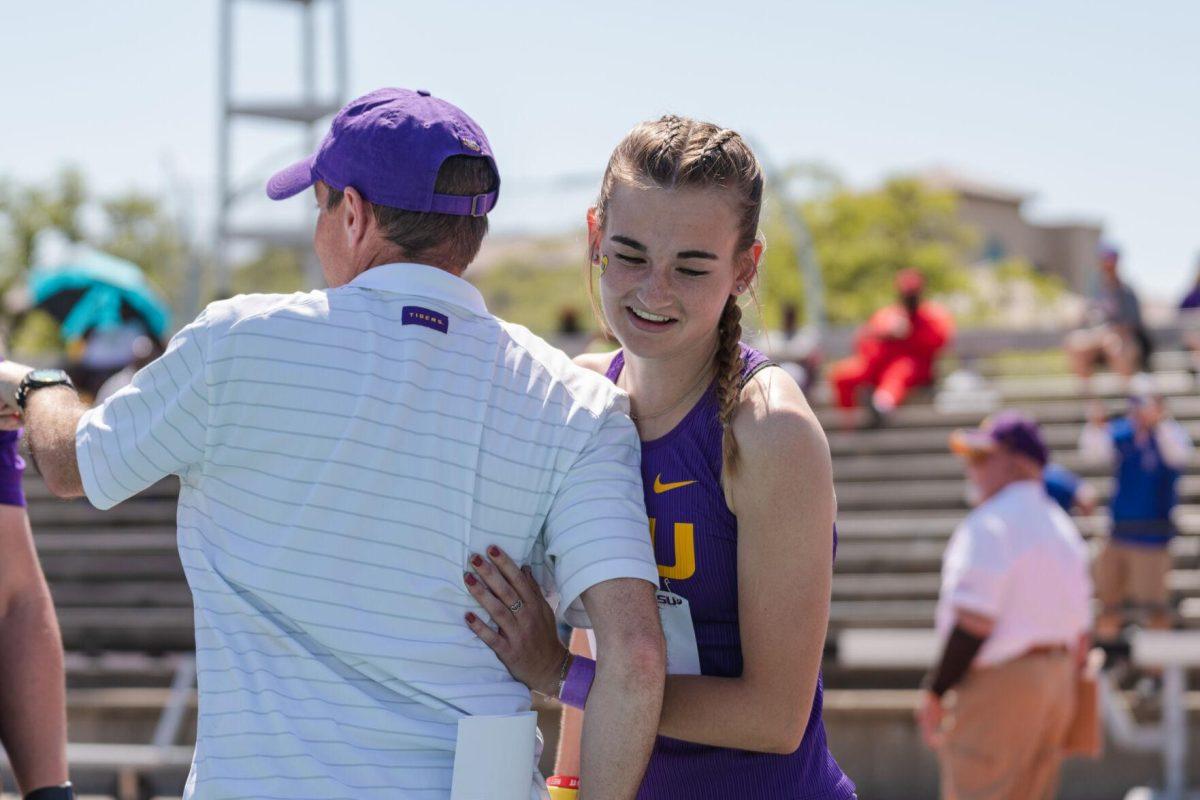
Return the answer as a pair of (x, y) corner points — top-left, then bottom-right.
(75, 262), (659, 800)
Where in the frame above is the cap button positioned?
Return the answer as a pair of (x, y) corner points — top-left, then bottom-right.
(417, 89), (431, 97)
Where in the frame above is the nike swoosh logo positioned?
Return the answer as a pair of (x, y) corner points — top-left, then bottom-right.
(653, 475), (697, 494)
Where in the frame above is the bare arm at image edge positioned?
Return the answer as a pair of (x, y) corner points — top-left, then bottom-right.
(576, 578), (665, 800)
(0, 502), (68, 793)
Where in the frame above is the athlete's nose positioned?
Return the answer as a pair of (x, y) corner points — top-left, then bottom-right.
(637, 265), (674, 312)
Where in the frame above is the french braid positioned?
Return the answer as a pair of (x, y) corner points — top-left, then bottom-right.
(714, 296), (745, 474)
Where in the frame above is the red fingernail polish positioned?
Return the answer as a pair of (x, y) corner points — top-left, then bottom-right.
(464, 572), (477, 586)
(465, 612), (476, 623)
(488, 545), (500, 557)
(471, 554), (483, 567)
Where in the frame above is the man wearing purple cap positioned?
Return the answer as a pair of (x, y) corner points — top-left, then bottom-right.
(0, 88), (664, 800)
(917, 412), (1092, 800)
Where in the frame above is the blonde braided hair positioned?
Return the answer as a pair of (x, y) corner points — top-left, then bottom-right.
(713, 296), (745, 473)
(587, 116), (763, 475)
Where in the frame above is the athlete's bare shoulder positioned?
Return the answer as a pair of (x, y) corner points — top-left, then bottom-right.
(572, 350), (619, 376)
(726, 363), (835, 523)
(732, 365), (830, 476)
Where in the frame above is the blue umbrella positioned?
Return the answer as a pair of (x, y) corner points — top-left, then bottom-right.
(28, 250), (171, 341)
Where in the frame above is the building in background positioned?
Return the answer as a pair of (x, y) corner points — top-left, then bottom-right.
(920, 169), (1102, 294)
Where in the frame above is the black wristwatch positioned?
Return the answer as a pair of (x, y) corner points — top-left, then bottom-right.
(24, 782), (75, 800)
(15, 368), (75, 410)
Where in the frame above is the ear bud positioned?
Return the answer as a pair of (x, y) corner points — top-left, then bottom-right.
(600, 255), (609, 274)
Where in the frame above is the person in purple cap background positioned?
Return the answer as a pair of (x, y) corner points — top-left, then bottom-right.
(0, 87), (667, 800)
(919, 411), (1092, 800)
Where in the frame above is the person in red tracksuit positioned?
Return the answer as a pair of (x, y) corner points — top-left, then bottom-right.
(829, 269), (954, 427)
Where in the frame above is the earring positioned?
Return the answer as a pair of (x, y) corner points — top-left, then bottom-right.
(735, 283), (745, 294)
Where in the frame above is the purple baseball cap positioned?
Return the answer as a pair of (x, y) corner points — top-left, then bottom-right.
(266, 87), (499, 217)
(950, 410), (1049, 466)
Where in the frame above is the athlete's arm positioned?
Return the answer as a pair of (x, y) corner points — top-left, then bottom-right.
(649, 368), (834, 753)
(0, 503), (69, 793)
(576, 578), (665, 800)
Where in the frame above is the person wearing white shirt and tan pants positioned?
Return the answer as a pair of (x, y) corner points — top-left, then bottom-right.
(917, 411), (1092, 800)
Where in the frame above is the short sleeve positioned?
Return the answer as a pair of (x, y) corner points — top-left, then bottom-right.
(1042, 465), (1080, 512)
(0, 430), (25, 507)
(75, 312), (211, 510)
(537, 398), (659, 628)
(942, 517), (1013, 619)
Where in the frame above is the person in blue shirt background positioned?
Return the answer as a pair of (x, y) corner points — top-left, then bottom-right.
(1081, 387), (1195, 642)
(1042, 462), (1098, 516)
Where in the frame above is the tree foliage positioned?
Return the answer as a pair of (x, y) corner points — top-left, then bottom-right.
(0, 168), (190, 302)
(0, 168), (196, 353)
(786, 177), (975, 325)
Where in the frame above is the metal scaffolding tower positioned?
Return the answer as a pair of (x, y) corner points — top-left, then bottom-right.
(214, 0), (348, 300)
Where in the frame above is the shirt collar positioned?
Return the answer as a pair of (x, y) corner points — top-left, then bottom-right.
(346, 262), (489, 316)
(992, 479), (1042, 504)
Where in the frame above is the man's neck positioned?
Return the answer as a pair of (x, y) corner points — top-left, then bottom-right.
(347, 255), (466, 285)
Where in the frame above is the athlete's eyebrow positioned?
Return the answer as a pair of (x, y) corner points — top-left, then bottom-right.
(677, 249), (718, 260)
(611, 235), (646, 251)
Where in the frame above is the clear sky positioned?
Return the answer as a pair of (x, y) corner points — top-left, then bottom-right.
(3, 0), (1197, 299)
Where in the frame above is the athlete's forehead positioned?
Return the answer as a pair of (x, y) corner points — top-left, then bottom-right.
(603, 181), (742, 261)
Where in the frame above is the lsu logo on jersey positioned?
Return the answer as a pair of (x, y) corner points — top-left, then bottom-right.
(649, 517), (696, 581)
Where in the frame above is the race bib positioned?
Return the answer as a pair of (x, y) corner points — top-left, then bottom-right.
(657, 590), (701, 675)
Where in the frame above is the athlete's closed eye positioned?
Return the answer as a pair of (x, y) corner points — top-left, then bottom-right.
(616, 252), (647, 265)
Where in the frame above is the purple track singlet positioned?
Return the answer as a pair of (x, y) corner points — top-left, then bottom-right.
(607, 344), (855, 800)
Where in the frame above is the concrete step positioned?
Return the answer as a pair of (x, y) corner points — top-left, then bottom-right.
(27, 500), (178, 528)
(833, 474), (1200, 512)
(51, 582), (193, 608)
(965, 348), (1191, 378)
(820, 394), (1200, 437)
(831, 569), (1200, 602)
(835, 506), (1200, 540)
(40, 553), (185, 582)
(833, 534), (1200, 573)
(33, 529), (178, 553)
(827, 418), (1200, 457)
(834, 450), (1118, 481)
(811, 368), (1195, 411)
(20, 477), (178, 503)
(58, 607), (195, 652)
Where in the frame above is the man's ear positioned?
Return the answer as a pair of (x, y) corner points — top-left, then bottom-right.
(341, 186), (372, 248)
